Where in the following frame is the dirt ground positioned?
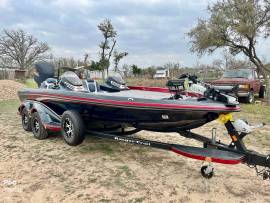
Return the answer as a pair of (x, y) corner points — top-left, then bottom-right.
(0, 99), (269, 203)
(0, 80), (25, 101)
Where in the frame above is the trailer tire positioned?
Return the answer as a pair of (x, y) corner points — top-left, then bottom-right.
(201, 165), (214, 179)
(61, 110), (85, 146)
(21, 108), (32, 131)
(259, 86), (266, 98)
(31, 112), (48, 139)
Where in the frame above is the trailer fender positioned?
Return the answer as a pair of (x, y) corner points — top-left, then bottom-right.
(19, 100), (61, 131)
(18, 101), (32, 115)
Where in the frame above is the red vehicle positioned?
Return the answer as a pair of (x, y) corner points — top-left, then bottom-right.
(211, 69), (266, 103)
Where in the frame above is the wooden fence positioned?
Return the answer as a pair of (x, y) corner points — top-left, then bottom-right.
(0, 68), (15, 80)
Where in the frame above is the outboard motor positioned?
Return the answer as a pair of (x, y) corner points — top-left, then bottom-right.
(60, 71), (86, 92)
(101, 75), (128, 92)
(34, 62), (55, 87)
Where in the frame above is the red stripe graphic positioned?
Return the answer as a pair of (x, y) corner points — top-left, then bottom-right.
(171, 147), (243, 165)
(26, 92), (240, 111)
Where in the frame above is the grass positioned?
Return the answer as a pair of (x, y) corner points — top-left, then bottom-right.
(126, 78), (167, 87)
(237, 103), (270, 123)
(118, 165), (133, 178)
(16, 78), (37, 88)
(79, 141), (114, 155)
(0, 99), (20, 112)
(24, 79), (38, 88)
(232, 103), (270, 147)
(128, 197), (146, 203)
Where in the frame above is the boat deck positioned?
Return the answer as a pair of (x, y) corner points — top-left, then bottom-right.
(97, 90), (172, 100)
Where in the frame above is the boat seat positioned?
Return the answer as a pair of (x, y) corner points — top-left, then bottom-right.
(85, 79), (101, 92)
(46, 78), (58, 84)
(40, 78), (59, 89)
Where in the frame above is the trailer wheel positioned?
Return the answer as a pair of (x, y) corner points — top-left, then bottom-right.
(259, 86), (266, 98)
(201, 165), (214, 179)
(245, 91), (254, 104)
(21, 108), (32, 131)
(61, 110), (85, 146)
(31, 112), (48, 139)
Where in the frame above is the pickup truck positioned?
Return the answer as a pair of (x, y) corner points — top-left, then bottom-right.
(210, 68), (266, 103)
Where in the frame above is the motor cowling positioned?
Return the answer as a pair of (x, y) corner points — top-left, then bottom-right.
(34, 62), (55, 87)
(60, 71), (86, 91)
(105, 75), (128, 91)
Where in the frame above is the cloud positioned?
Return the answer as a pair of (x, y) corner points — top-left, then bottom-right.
(0, 0), (12, 10)
(53, 0), (92, 7)
(122, 53), (184, 68)
(0, 0), (9, 8)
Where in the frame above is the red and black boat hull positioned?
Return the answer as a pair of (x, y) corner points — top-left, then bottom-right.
(18, 88), (240, 132)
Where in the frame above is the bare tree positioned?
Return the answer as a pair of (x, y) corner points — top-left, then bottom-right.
(222, 51), (254, 70)
(98, 19), (117, 76)
(83, 53), (89, 65)
(113, 50), (128, 71)
(122, 64), (131, 77)
(53, 57), (78, 68)
(212, 59), (223, 70)
(0, 56), (13, 68)
(0, 29), (50, 69)
(164, 62), (181, 78)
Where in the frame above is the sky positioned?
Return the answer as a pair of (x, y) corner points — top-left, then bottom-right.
(0, 0), (270, 68)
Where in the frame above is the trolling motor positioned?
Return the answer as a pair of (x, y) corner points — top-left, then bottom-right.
(167, 74), (238, 106)
(204, 87), (239, 106)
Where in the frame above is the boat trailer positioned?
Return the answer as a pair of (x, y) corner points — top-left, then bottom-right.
(86, 114), (270, 180)
(19, 100), (270, 179)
